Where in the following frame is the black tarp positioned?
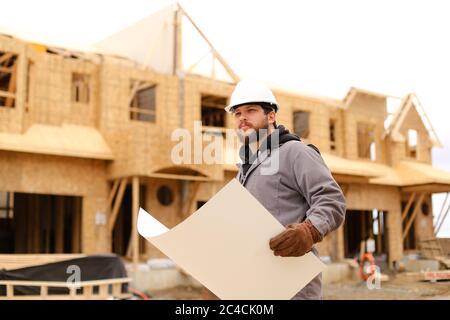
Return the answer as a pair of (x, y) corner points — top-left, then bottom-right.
(0, 254), (128, 296)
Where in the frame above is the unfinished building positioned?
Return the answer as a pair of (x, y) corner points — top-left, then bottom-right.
(1, 3), (449, 271)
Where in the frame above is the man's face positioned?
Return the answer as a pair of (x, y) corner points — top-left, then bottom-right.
(233, 104), (275, 138)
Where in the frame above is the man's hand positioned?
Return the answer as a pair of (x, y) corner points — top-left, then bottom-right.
(269, 220), (323, 257)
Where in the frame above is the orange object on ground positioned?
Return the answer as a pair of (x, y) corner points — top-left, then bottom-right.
(359, 253), (376, 281)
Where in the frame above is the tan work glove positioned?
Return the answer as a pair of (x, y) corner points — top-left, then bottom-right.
(269, 220), (323, 257)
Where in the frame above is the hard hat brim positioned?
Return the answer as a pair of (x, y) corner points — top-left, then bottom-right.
(225, 101), (278, 113)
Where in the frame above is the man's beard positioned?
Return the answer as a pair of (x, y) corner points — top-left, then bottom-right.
(237, 117), (271, 146)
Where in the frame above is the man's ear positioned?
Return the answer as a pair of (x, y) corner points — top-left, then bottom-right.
(268, 111), (276, 125)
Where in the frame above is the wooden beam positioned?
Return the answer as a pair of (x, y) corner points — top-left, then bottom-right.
(128, 81), (141, 107)
(132, 176), (139, 268)
(401, 192), (416, 223)
(0, 66), (13, 73)
(173, 5), (183, 74)
(0, 53), (14, 65)
(107, 179), (120, 213)
(0, 91), (15, 99)
(178, 4), (239, 83)
(403, 193), (425, 240)
(5, 60), (17, 107)
(108, 178), (128, 233)
(186, 49), (212, 73)
(333, 174), (370, 184)
(402, 183), (450, 193)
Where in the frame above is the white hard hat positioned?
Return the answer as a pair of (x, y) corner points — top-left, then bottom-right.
(225, 79), (279, 113)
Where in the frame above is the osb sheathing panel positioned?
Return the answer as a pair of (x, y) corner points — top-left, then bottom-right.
(385, 103), (432, 166)
(396, 105), (432, 164)
(99, 62), (178, 178)
(328, 107), (346, 157)
(0, 36), (27, 134)
(343, 94), (388, 163)
(272, 90), (335, 153)
(99, 66), (221, 180)
(22, 47), (100, 130)
(0, 150), (108, 197)
(83, 196), (109, 254)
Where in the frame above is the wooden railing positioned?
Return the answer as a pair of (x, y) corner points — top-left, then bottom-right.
(0, 277), (132, 300)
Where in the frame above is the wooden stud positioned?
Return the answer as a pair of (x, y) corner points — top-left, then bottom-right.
(435, 192), (449, 234)
(401, 192), (416, 223)
(84, 285), (93, 299)
(112, 283), (121, 298)
(69, 286), (76, 298)
(403, 193), (425, 240)
(6, 284), (13, 298)
(178, 4), (239, 82)
(173, 5), (183, 74)
(108, 178), (128, 233)
(132, 176), (139, 268)
(0, 52), (14, 64)
(5, 59), (17, 107)
(107, 179), (120, 213)
(40, 286), (48, 298)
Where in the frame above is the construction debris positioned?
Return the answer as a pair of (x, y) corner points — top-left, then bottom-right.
(423, 270), (450, 282)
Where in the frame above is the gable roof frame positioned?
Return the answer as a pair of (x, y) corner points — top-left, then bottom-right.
(94, 2), (239, 83)
(176, 3), (239, 83)
(382, 93), (442, 147)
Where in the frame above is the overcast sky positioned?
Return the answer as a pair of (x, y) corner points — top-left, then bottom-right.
(1, 0), (449, 236)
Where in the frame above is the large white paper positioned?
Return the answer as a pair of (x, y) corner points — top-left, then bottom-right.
(137, 178), (326, 300)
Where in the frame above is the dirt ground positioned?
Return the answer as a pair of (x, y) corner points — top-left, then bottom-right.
(145, 276), (450, 300)
(323, 277), (450, 300)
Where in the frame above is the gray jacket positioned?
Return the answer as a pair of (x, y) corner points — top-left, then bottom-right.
(236, 139), (346, 299)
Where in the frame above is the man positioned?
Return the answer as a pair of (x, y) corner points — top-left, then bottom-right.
(226, 79), (346, 300)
